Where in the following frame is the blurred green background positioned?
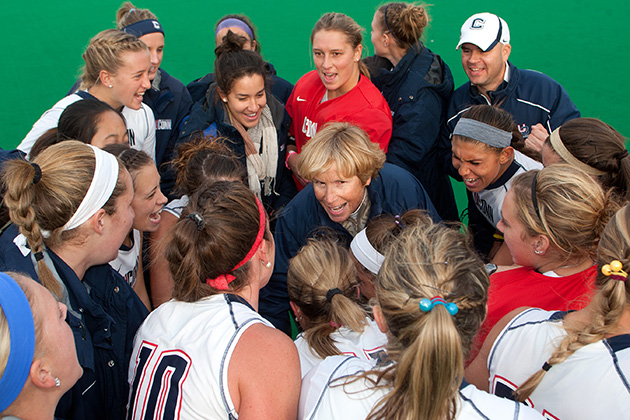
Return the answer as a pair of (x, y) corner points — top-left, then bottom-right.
(1, 0), (627, 213)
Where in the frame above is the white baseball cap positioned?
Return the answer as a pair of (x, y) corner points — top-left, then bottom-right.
(456, 13), (510, 52)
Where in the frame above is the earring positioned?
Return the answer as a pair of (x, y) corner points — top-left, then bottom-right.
(383, 41), (387, 47)
(222, 98), (227, 103)
(534, 249), (543, 255)
(55, 377), (61, 387)
(266, 261), (272, 268)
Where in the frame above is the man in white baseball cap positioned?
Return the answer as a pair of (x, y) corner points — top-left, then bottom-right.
(445, 12), (579, 153)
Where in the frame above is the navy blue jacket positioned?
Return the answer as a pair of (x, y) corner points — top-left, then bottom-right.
(0, 224), (148, 420)
(445, 62), (580, 139)
(178, 85), (297, 213)
(143, 68), (193, 199)
(258, 163), (440, 333)
(370, 45), (457, 221)
(187, 61), (293, 105)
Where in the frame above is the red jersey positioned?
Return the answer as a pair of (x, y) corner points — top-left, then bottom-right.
(472, 265), (596, 358)
(286, 70), (392, 152)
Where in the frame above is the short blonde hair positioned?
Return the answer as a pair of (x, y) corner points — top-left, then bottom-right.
(297, 122), (385, 184)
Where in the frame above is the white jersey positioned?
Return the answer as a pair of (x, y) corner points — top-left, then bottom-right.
(127, 294), (273, 420)
(162, 195), (189, 218)
(18, 92), (156, 162)
(294, 317), (387, 377)
(109, 229), (141, 287)
(473, 150), (542, 227)
(488, 308), (630, 419)
(299, 355), (544, 420)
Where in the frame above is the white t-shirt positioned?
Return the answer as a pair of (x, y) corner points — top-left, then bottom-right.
(488, 308), (630, 419)
(299, 356), (544, 420)
(18, 92), (156, 162)
(128, 294), (273, 419)
(294, 317), (387, 377)
(109, 229), (141, 287)
(162, 195), (189, 218)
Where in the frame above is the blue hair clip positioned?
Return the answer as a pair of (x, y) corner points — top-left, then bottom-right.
(419, 296), (458, 315)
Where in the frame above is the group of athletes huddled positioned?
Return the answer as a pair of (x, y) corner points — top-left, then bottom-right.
(1, 2), (629, 420)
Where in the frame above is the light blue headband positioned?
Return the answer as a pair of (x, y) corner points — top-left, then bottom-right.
(215, 18), (254, 41)
(0, 273), (36, 412)
(453, 117), (512, 149)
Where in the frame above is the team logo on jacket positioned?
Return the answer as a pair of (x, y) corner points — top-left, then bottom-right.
(156, 119), (172, 130)
(518, 123), (531, 138)
(302, 117), (317, 139)
(471, 18), (485, 29)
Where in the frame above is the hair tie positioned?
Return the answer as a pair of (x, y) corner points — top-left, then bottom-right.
(30, 162), (42, 185)
(186, 212), (205, 232)
(394, 214), (405, 228)
(326, 288), (343, 303)
(419, 296), (458, 315)
(329, 321), (342, 328)
(530, 171), (542, 221)
(542, 361), (552, 372)
(0, 273), (36, 412)
(616, 149), (629, 161)
(33, 251), (44, 261)
(206, 197), (266, 290)
(601, 260), (628, 281)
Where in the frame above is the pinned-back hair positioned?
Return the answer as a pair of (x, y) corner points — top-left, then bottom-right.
(311, 12), (370, 77)
(365, 220), (488, 420)
(102, 143), (153, 184)
(215, 14), (261, 52)
(214, 30), (267, 96)
(288, 235), (367, 358)
(377, 2), (429, 50)
(510, 164), (618, 261)
(172, 136), (246, 196)
(2, 141), (128, 299)
(297, 122), (385, 184)
(79, 29), (148, 90)
(30, 99), (125, 159)
(516, 204), (630, 401)
(544, 117), (630, 202)
(454, 105), (536, 160)
(116, 2), (158, 27)
(165, 181), (270, 302)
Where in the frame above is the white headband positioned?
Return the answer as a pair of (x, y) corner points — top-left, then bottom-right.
(350, 228), (385, 275)
(42, 145), (120, 238)
(548, 127), (607, 176)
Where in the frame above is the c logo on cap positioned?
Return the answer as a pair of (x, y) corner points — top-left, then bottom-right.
(471, 18), (485, 29)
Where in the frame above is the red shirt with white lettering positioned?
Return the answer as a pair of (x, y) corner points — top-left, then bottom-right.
(286, 70), (392, 152)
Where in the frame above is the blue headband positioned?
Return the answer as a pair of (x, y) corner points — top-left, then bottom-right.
(215, 18), (254, 41)
(122, 19), (165, 38)
(0, 273), (36, 412)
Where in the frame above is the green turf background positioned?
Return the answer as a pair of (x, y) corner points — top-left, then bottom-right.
(1, 0), (627, 213)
